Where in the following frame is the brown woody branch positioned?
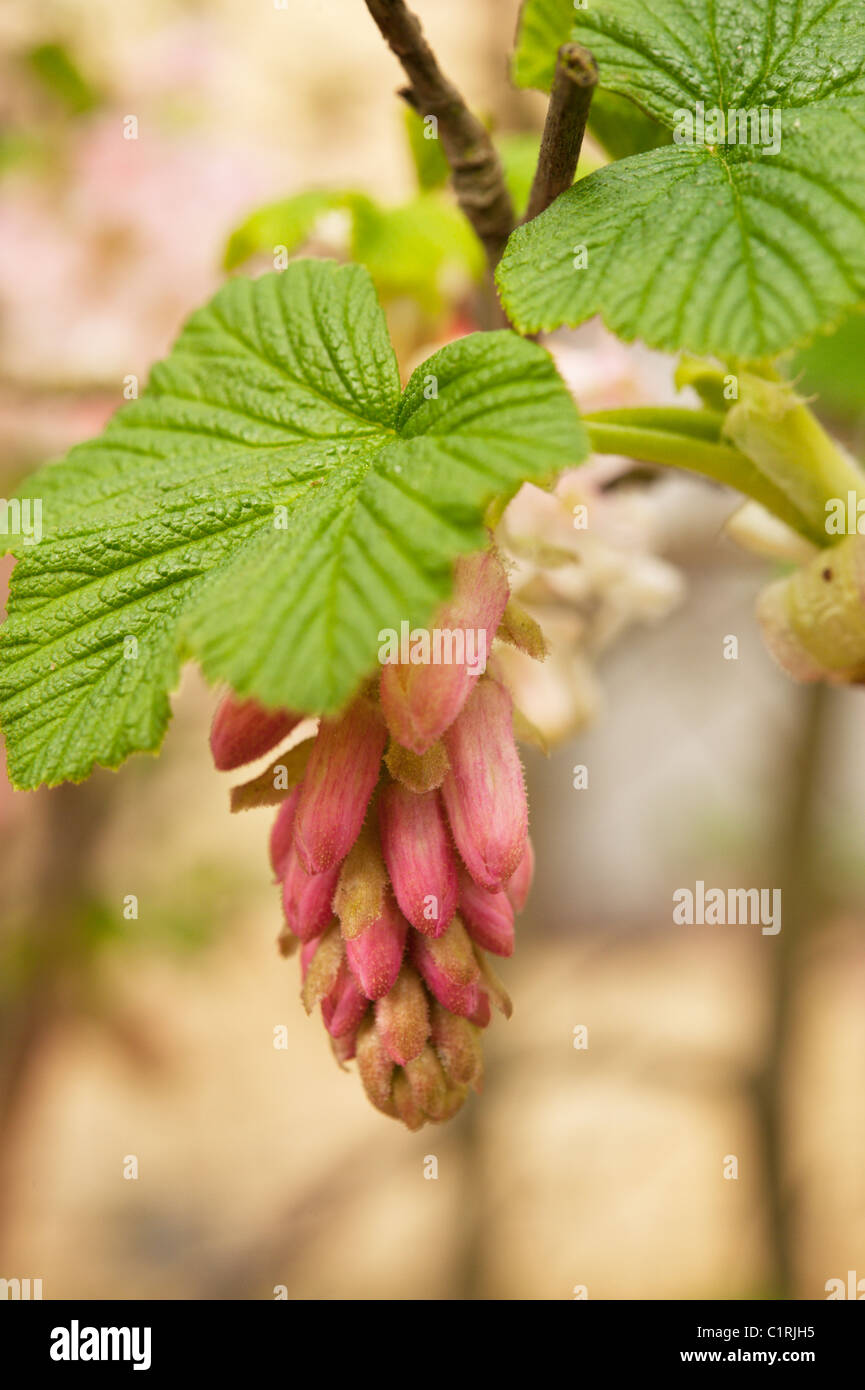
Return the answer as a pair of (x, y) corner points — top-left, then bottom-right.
(524, 43), (597, 224)
(363, 0), (515, 271)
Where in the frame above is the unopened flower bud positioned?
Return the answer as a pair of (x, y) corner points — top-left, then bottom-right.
(321, 963), (369, 1038)
(344, 895), (407, 999)
(356, 1015), (396, 1116)
(380, 550), (509, 754)
(210, 693), (301, 770)
(429, 1000), (484, 1089)
(269, 785), (302, 879)
(458, 869), (515, 956)
(374, 963), (430, 1064)
(756, 534), (865, 684)
(330, 1029), (358, 1068)
(435, 1086), (471, 1121)
(299, 935), (322, 977)
(294, 697), (386, 873)
(442, 678), (528, 890)
(380, 663), (468, 760)
(391, 1070), (426, 1130)
(505, 837), (535, 914)
(410, 914), (481, 1016)
(378, 782), (457, 936)
(757, 577), (828, 681)
(281, 848), (340, 942)
(403, 1045), (449, 1120)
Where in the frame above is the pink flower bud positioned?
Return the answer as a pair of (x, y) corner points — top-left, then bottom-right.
(378, 782), (457, 936)
(380, 662), (468, 760)
(269, 785), (302, 878)
(344, 895), (408, 999)
(458, 869), (515, 957)
(321, 963), (369, 1038)
(210, 693), (301, 770)
(380, 550), (509, 754)
(281, 847), (340, 942)
(505, 837), (535, 914)
(410, 915), (481, 1017)
(374, 964), (430, 1065)
(442, 678), (528, 890)
(293, 697), (387, 874)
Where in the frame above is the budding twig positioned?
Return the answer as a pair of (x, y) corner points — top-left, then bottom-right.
(524, 43), (598, 225)
(363, 0), (515, 271)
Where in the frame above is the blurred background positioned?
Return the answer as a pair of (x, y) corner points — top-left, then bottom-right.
(1, 0), (864, 1301)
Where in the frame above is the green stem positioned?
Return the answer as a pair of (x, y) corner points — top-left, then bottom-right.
(755, 682), (826, 1297)
(585, 409), (823, 545)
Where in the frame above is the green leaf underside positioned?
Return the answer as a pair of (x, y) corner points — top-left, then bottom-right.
(501, 0), (865, 358)
(0, 261), (586, 790)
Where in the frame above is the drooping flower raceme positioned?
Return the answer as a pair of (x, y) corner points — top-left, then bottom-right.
(211, 548), (538, 1128)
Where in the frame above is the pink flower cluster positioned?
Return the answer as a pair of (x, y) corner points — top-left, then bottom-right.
(211, 550), (536, 1128)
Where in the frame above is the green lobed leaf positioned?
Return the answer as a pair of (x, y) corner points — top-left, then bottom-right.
(0, 260), (586, 790)
(501, 0), (865, 358)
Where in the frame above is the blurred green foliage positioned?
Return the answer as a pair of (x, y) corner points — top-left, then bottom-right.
(25, 40), (101, 115)
(790, 310), (865, 430)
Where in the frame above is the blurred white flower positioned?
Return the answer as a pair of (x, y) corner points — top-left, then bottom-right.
(495, 325), (689, 745)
